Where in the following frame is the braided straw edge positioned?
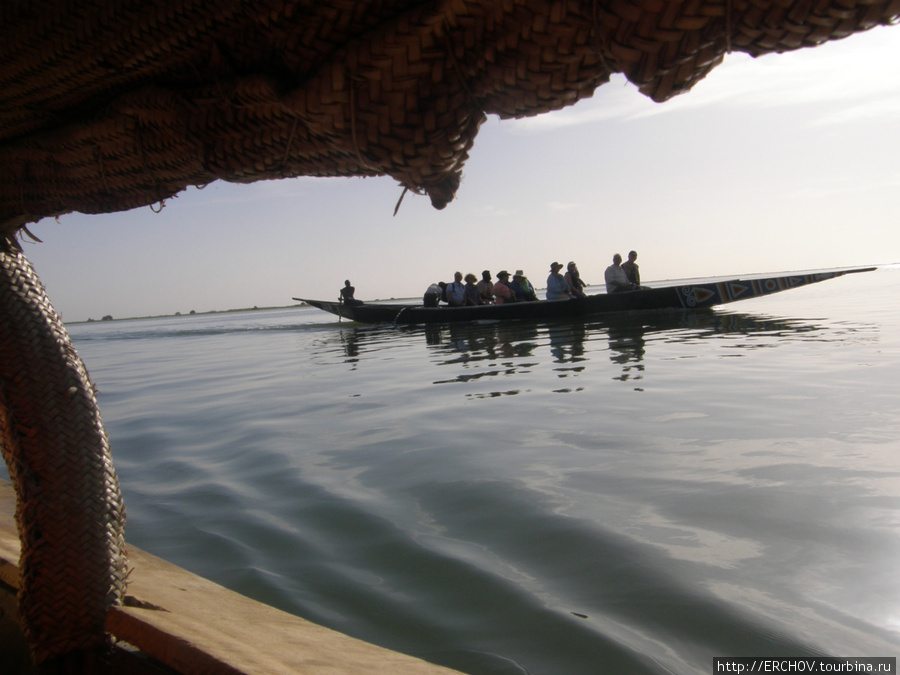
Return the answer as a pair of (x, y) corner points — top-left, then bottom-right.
(0, 236), (127, 664)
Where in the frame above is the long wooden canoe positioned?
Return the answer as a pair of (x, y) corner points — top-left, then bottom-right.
(294, 267), (876, 325)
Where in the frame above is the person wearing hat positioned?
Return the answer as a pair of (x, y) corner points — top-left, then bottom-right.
(492, 270), (515, 304)
(511, 270), (537, 302)
(564, 261), (587, 298)
(546, 262), (572, 300)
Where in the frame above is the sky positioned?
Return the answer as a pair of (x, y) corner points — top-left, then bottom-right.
(19, 25), (900, 322)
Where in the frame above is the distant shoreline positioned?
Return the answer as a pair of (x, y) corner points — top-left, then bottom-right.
(72, 298), (418, 324)
(72, 304), (302, 324)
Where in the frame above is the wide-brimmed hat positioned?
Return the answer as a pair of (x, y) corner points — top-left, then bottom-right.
(497, 270), (510, 278)
(464, 273), (477, 283)
(550, 262), (563, 271)
(514, 269), (524, 277)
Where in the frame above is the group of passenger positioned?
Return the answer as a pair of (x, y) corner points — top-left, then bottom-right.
(546, 261), (588, 300)
(426, 269), (539, 307)
(340, 251), (644, 308)
(604, 250), (644, 293)
(546, 252), (644, 300)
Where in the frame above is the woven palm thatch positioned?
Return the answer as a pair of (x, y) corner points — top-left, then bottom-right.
(1, 0), (898, 236)
(1, 0), (899, 668)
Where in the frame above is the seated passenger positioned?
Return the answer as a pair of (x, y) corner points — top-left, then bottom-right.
(604, 253), (637, 293)
(492, 270), (515, 304)
(547, 262), (572, 300)
(621, 250), (643, 287)
(476, 270), (494, 305)
(339, 280), (363, 306)
(446, 271), (466, 307)
(464, 273), (481, 306)
(511, 270), (537, 302)
(564, 262), (587, 298)
(546, 262), (573, 300)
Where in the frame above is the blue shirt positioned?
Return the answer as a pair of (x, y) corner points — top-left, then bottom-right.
(546, 273), (570, 300)
(446, 281), (465, 305)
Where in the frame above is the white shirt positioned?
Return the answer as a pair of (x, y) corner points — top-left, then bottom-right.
(604, 264), (630, 293)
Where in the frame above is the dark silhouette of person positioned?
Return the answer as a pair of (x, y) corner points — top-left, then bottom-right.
(340, 280), (362, 306)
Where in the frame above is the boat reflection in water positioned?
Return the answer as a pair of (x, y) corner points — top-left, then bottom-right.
(338, 328), (361, 367)
(322, 308), (837, 398)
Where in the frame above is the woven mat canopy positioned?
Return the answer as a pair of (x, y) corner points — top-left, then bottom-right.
(2, 0), (898, 236)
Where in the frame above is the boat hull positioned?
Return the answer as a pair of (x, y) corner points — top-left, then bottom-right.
(295, 267), (875, 325)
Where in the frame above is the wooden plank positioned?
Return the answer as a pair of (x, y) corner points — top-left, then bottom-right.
(0, 480), (461, 675)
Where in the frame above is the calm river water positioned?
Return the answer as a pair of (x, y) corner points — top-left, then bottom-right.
(17, 268), (900, 673)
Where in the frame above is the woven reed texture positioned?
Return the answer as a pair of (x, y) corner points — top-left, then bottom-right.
(1, 0), (897, 232)
(0, 236), (127, 664)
